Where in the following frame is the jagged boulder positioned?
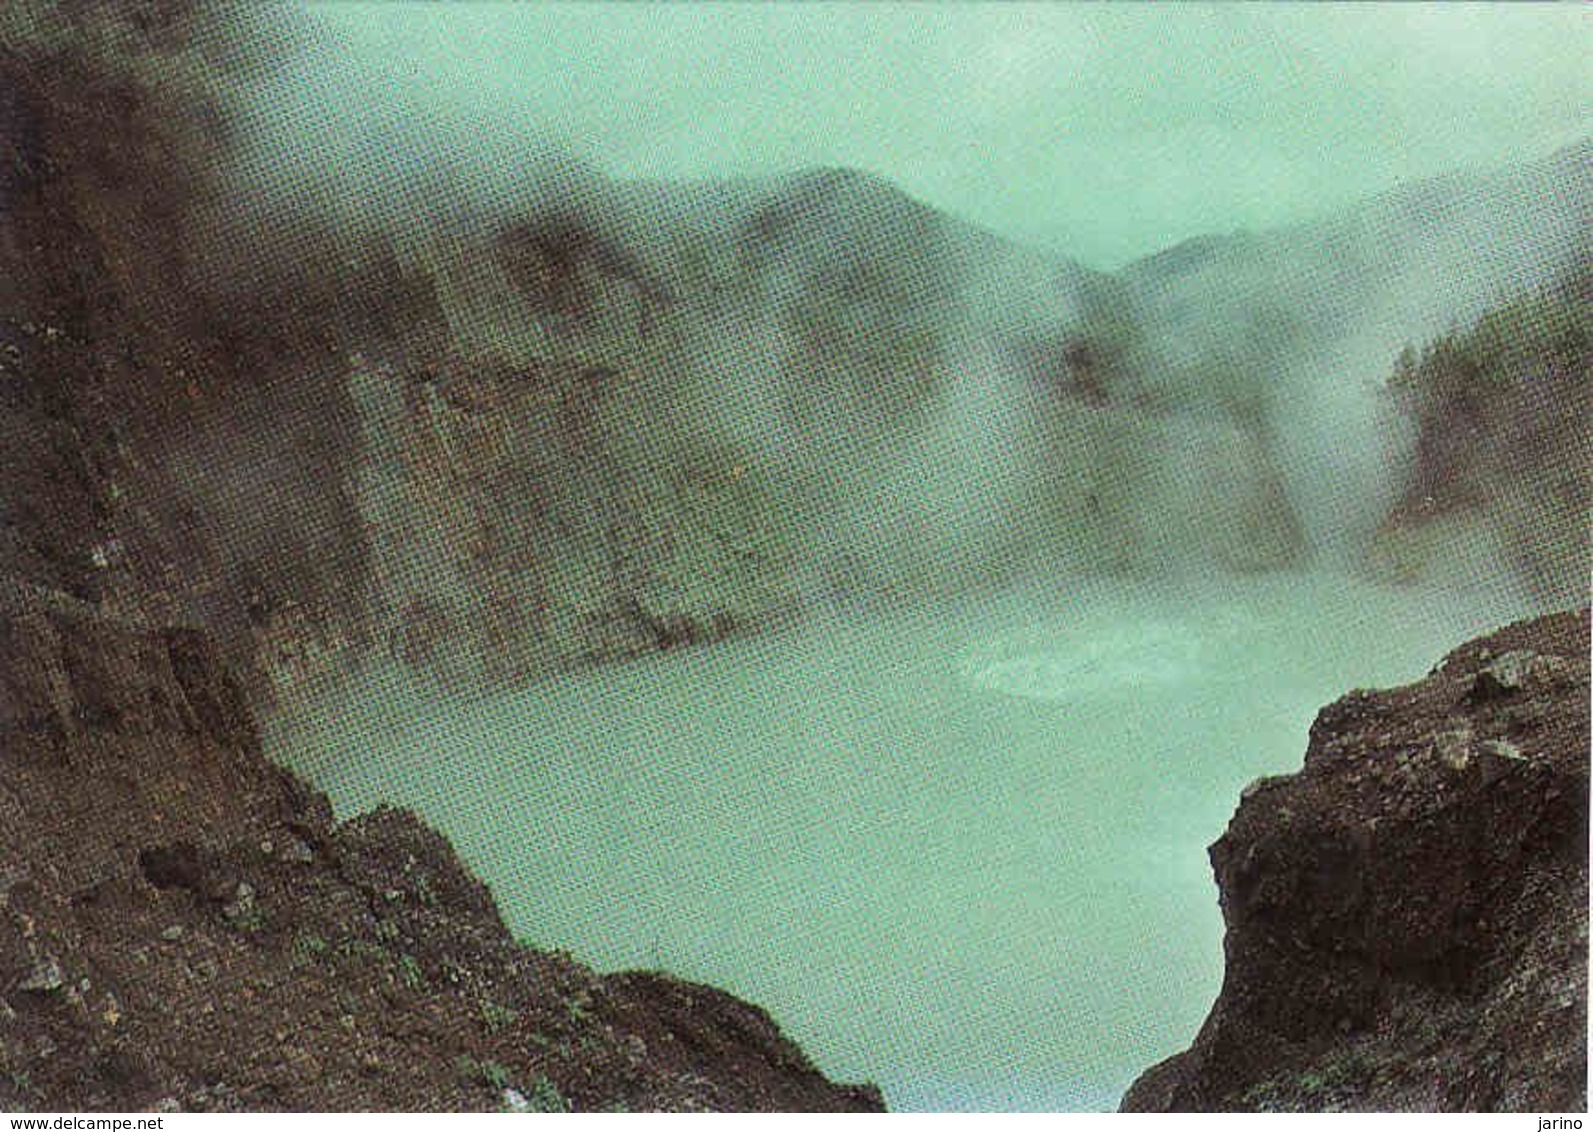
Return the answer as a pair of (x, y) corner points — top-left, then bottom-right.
(1123, 608), (1588, 1112)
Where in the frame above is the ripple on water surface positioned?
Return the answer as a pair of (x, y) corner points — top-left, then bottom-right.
(269, 572), (1539, 1111)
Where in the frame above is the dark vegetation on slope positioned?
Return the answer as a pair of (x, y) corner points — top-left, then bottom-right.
(1123, 138), (1588, 594)
(1124, 608), (1589, 1112)
(1377, 268), (1590, 602)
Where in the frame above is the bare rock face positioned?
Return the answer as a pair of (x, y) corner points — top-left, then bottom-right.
(0, 585), (882, 1112)
(1123, 608), (1588, 1112)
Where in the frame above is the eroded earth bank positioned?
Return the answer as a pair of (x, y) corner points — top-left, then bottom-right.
(1124, 609), (1588, 1112)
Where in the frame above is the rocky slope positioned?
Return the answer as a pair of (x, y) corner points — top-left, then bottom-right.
(2, 1), (1586, 1113)
(1368, 268), (1590, 610)
(1122, 608), (1589, 1112)
(0, 578), (881, 1111)
(1120, 138), (1590, 600)
(4, 2), (1585, 713)
(2, 1), (1127, 705)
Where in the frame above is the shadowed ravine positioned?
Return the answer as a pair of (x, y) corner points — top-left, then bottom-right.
(268, 570), (1538, 1111)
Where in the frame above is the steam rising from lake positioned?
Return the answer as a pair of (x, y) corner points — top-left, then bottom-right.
(227, 3), (1580, 1110)
(270, 570), (1536, 1111)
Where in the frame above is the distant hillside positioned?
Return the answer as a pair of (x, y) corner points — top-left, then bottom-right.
(1123, 139), (1588, 312)
(2, 0), (1584, 708)
(1369, 267), (1590, 605)
(1118, 138), (1590, 567)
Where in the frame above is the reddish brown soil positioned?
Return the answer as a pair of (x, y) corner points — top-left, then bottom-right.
(0, 583), (882, 1112)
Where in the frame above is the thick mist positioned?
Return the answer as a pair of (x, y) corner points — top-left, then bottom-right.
(145, 4), (1583, 615)
(271, 573), (1540, 1110)
(133, 0), (1585, 1113)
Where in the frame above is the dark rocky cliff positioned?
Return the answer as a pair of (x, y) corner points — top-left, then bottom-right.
(3, 2), (1585, 1114)
(1123, 608), (1589, 1112)
(6, 3), (1583, 713)
(0, 579), (881, 1111)
(0, 5), (878, 1110)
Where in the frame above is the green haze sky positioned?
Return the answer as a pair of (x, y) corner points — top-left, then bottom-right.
(308, 1), (1588, 268)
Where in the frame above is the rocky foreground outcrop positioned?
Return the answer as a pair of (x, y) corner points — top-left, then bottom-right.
(0, 580), (882, 1112)
(1123, 608), (1589, 1112)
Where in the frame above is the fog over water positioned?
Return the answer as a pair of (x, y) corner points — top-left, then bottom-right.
(270, 571), (1537, 1110)
(244, 1), (1585, 1112)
